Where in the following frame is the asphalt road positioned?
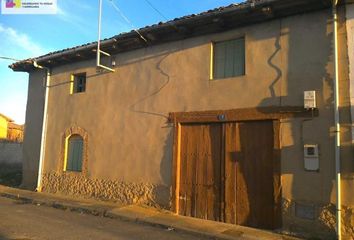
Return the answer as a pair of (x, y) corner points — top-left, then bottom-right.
(0, 197), (205, 240)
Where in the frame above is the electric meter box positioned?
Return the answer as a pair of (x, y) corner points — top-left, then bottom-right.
(304, 144), (319, 171)
(304, 91), (316, 109)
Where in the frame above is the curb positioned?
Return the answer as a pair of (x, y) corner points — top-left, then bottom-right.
(0, 192), (244, 240)
(0, 190), (300, 240)
(104, 212), (225, 240)
(0, 191), (226, 240)
(0, 192), (108, 217)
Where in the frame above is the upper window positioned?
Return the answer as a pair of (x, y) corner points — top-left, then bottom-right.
(212, 38), (245, 79)
(71, 73), (86, 94)
(66, 134), (83, 172)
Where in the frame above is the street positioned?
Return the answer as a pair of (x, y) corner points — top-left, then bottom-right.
(0, 197), (204, 240)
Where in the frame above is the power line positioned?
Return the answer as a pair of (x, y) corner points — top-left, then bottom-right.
(143, 0), (169, 22)
(0, 56), (20, 61)
(108, 0), (148, 42)
(143, 0), (180, 32)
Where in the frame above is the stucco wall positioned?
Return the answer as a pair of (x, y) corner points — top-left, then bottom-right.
(22, 70), (45, 189)
(25, 7), (353, 239)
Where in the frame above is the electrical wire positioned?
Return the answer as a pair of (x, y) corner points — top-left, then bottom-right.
(108, 0), (148, 42)
(143, 0), (168, 22)
(0, 56), (20, 61)
(143, 0), (180, 32)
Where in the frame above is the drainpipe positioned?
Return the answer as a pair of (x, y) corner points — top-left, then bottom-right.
(332, 1), (342, 239)
(33, 61), (51, 192)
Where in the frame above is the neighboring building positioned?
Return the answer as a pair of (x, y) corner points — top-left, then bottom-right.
(0, 113), (24, 142)
(7, 123), (24, 142)
(9, 0), (354, 239)
(0, 114), (24, 165)
(0, 113), (13, 140)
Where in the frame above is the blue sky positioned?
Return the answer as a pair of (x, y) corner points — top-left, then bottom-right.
(0, 0), (240, 124)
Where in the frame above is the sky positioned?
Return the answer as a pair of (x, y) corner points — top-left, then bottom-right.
(0, 0), (241, 124)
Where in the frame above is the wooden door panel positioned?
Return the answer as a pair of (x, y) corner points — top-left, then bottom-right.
(237, 121), (275, 229)
(224, 121), (279, 229)
(195, 148), (206, 219)
(179, 123), (222, 221)
(179, 120), (280, 229)
(179, 125), (195, 217)
(206, 124), (222, 221)
(224, 123), (237, 224)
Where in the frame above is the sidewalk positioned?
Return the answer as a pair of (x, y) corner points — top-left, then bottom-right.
(0, 185), (301, 240)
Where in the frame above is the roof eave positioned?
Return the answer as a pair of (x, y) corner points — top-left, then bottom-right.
(0, 113), (14, 122)
(10, 0), (337, 72)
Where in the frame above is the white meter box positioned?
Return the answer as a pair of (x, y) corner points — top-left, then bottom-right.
(304, 91), (316, 109)
(304, 144), (319, 171)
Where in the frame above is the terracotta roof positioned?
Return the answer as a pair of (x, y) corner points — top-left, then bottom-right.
(0, 113), (14, 122)
(7, 122), (24, 130)
(9, 0), (343, 72)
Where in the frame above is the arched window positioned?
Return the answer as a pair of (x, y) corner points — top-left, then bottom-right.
(66, 134), (84, 172)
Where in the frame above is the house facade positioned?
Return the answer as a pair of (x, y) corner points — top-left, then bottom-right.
(7, 122), (24, 142)
(0, 114), (23, 142)
(11, 0), (354, 239)
(0, 114), (23, 166)
(0, 113), (13, 139)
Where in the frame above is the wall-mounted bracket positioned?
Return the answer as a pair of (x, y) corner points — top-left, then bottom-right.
(97, 0), (115, 72)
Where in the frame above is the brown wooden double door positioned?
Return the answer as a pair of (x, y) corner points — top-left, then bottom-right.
(178, 120), (281, 229)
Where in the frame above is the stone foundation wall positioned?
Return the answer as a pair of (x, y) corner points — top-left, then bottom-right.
(41, 172), (353, 239)
(282, 198), (354, 239)
(41, 172), (171, 209)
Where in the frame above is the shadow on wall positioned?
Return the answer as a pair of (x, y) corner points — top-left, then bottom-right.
(129, 54), (171, 120)
(281, 6), (353, 239)
(51, 38), (202, 90)
(153, 9), (353, 238)
(0, 233), (10, 240)
(250, 8), (352, 239)
(153, 126), (173, 208)
(160, 126), (173, 186)
(236, 121), (280, 230)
